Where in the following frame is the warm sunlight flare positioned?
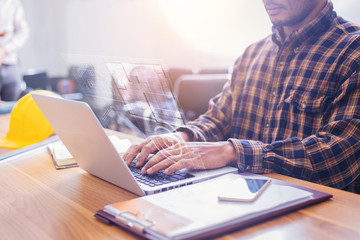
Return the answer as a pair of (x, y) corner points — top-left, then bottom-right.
(156, 0), (271, 57)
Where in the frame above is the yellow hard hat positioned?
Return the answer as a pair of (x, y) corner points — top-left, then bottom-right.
(0, 90), (61, 149)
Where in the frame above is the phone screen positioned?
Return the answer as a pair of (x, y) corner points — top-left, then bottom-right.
(217, 177), (271, 202)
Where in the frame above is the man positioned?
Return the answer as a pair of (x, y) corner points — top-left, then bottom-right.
(0, 0), (29, 101)
(124, 0), (360, 193)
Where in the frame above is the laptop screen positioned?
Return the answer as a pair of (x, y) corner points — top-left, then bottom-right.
(61, 54), (186, 138)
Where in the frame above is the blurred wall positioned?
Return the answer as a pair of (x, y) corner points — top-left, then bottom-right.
(18, 0), (360, 77)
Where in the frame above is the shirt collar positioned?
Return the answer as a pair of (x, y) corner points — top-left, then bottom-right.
(272, 1), (336, 47)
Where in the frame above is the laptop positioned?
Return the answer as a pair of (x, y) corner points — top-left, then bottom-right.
(32, 94), (238, 196)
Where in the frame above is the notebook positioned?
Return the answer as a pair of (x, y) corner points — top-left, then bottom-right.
(32, 94), (238, 196)
(47, 135), (130, 169)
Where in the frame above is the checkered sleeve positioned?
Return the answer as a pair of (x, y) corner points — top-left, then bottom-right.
(231, 70), (360, 189)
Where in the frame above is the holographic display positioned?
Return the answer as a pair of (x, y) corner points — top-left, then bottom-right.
(62, 54), (185, 137)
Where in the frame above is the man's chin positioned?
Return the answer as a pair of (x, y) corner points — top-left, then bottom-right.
(268, 16), (286, 26)
(269, 18), (300, 28)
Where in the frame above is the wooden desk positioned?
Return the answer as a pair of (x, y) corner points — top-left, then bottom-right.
(0, 116), (359, 239)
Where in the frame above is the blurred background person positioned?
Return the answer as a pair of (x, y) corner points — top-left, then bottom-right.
(0, 0), (29, 101)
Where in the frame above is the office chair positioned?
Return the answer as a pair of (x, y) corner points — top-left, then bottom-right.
(198, 68), (230, 74)
(174, 73), (230, 121)
(167, 68), (193, 91)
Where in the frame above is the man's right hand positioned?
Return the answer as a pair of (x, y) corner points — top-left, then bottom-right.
(123, 132), (189, 168)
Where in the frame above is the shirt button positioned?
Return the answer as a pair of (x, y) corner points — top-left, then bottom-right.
(301, 103), (306, 109)
(295, 47), (300, 52)
(265, 123), (270, 128)
(272, 91), (276, 97)
(245, 165), (251, 171)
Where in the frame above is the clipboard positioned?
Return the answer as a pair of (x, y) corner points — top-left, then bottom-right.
(94, 173), (332, 240)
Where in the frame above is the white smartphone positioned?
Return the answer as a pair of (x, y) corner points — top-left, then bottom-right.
(217, 177), (271, 202)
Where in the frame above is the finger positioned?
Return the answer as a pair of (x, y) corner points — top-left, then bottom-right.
(123, 144), (141, 165)
(136, 136), (169, 167)
(146, 158), (174, 175)
(143, 144), (189, 174)
(141, 148), (171, 174)
(123, 139), (151, 165)
(164, 161), (186, 175)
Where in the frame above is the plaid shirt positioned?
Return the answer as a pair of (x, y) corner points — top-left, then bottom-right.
(178, 2), (360, 193)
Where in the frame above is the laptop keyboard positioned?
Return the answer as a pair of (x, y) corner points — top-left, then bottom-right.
(129, 161), (194, 187)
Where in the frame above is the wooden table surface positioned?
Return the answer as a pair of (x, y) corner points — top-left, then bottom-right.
(0, 114), (359, 240)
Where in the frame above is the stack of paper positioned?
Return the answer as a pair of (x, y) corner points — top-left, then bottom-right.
(47, 135), (132, 169)
(48, 141), (77, 169)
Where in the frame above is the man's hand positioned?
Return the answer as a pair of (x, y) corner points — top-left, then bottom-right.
(123, 132), (188, 167)
(123, 132), (237, 175)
